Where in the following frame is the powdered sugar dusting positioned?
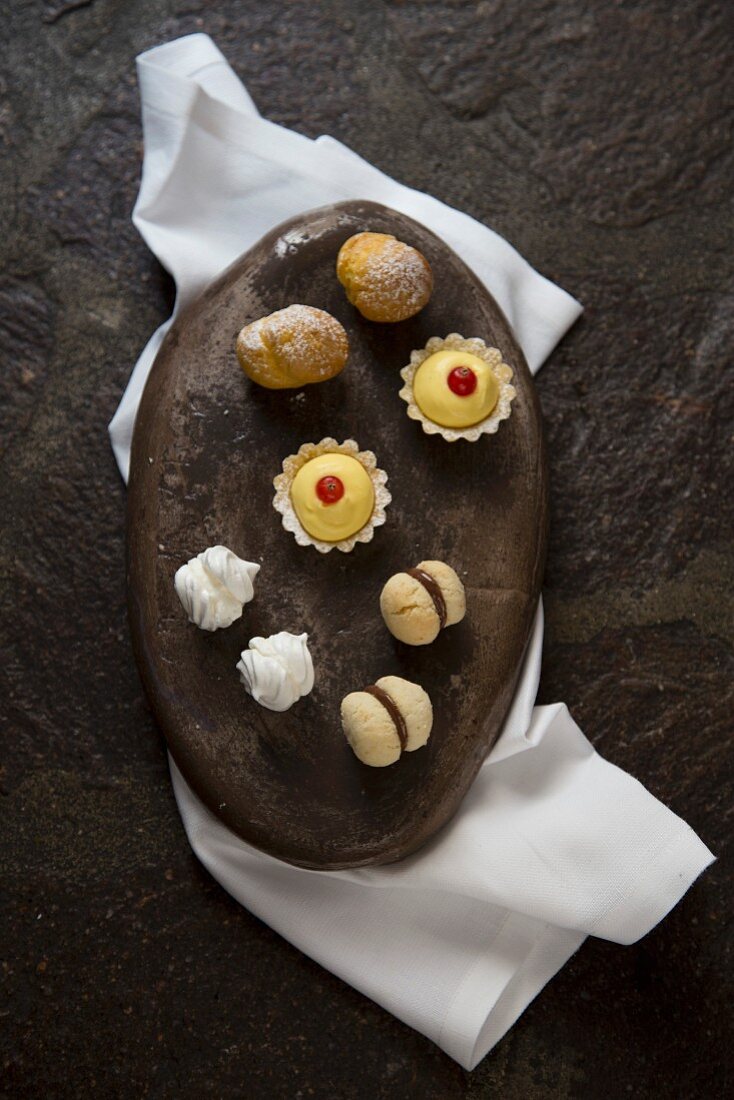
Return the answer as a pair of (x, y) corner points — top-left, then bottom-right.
(239, 304), (348, 384)
(358, 238), (431, 312)
(338, 233), (433, 320)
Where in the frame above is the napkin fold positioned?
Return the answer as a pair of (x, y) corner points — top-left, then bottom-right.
(111, 34), (714, 1070)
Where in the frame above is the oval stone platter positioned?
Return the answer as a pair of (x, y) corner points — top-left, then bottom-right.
(127, 200), (547, 870)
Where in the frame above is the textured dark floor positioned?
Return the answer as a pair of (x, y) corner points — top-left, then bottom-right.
(1, 1), (732, 1097)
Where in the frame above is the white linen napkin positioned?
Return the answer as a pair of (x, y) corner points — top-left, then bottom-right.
(110, 34), (714, 1070)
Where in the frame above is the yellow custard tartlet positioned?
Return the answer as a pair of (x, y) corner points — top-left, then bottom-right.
(400, 334), (516, 442)
(273, 438), (391, 553)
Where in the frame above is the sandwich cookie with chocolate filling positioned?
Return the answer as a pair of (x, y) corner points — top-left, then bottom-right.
(340, 676), (433, 767)
(380, 560), (466, 646)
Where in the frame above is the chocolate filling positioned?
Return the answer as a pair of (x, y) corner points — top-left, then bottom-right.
(407, 567), (447, 630)
(364, 685), (408, 752)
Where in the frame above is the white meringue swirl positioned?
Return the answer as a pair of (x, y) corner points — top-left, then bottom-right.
(237, 632), (314, 712)
(174, 545), (260, 631)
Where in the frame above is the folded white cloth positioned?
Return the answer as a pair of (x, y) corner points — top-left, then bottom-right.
(110, 34), (714, 1070)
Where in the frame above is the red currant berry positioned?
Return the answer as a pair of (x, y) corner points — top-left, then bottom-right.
(316, 475), (345, 505)
(447, 365), (478, 397)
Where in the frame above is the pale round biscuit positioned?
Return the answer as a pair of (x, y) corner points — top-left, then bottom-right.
(416, 560), (466, 626)
(379, 571), (441, 645)
(379, 560), (466, 644)
(375, 675), (433, 752)
(340, 690), (402, 767)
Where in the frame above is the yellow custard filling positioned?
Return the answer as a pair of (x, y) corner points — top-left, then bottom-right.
(412, 350), (499, 428)
(290, 453), (375, 542)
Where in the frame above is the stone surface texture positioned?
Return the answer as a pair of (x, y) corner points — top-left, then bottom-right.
(1, 1), (731, 1097)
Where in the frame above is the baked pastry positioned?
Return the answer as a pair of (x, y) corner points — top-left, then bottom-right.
(341, 676), (433, 767)
(273, 438), (391, 553)
(380, 560), (466, 645)
(237, 632), (314, 712)
(336, 231), (433, 322)
(400, 333), (515, 442)
(174, 545), (259, 631)
(236, 304), (348, 389)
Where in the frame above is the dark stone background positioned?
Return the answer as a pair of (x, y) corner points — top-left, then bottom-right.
(1, 0), (731, 1096)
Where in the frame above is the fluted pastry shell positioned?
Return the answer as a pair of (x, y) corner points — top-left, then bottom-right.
(399, 333), (516, 442)
(273, 437), (391, 553)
